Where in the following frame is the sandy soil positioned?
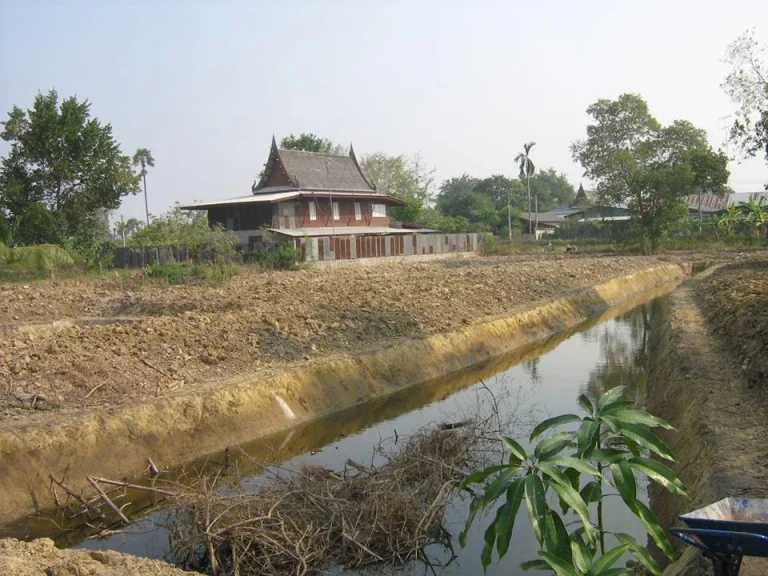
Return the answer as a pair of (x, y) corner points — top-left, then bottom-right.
(0, 537), (191, 576)
(0, 251), (763, 429)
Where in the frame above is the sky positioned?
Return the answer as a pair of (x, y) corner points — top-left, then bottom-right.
(1, 0), (767, 222)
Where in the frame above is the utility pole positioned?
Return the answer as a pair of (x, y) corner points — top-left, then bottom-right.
(120, 214), (126, 247)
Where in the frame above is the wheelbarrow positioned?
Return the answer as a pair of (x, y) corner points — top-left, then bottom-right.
(670, 497), (768, 576)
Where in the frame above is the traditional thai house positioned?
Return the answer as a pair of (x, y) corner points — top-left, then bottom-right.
(182, 137), (410, 253)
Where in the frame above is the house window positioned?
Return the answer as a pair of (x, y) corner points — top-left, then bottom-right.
(309, 201), (317, 221)
(354, 202), (362, 220)
(372, 203), (387, 218)
(332, 201), (340, 221)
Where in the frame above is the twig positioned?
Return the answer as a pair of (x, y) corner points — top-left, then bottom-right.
(202, 477), (219, 576)
(147, 457), (159, 476)
(92, 477), (177, 497)
(141, 357), (169, 377)
(50, 475), (101, 517)
(84, 379), (108, 399)
(86, 476), (130, 525)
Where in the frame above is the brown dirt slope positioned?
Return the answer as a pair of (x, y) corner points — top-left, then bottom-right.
(694, 260), (768, 396)
(0, 255), (667, 424)
(0, 538), (192, 576)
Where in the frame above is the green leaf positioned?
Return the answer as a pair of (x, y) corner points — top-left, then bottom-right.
(628, 457), (690, 498)
(459, 495), (481, 548)
(497, 478), (525, 559)
(570, 536), (592, 573)
(612, 409), (674, 430)
(521, 559), (550, 571)
(482, 468), (520, 508)
(534, 431), (575, 461)
(600, 415), (621, 434)
(577, 419), (600, 456)
(545, 510), (572, 563)
(579, 480), (602, 504)
(616, 422), (677, 461)
(551, 481), (594, 539)
(610, 460), (637, 512)
(598, 400), (635, 415)
(461, 464), (509, 488)
(500, 435), (528, 461)
(549, 456), (602, 478)
(592, 543), (628, 574)
(590, 448), (628, 464)
(525, 474), (548, 544)
(595, 569), (631, 576)
(481, 508), (500, 571)
(530, 414), (582, 441)
(538, 461), (572, 489)
(597, 386), (626, 412)
(538, 551), (580, 576)
(616, 532), (663, 576)
(577, 393), (595, 416)
(636, 501), (674, 559)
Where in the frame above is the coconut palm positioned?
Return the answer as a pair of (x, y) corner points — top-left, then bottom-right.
(515, 142), (536, 236)
(132, 148), (155, 225)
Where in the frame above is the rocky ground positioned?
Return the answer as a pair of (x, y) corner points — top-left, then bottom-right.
(0, 250), (764, 428)
(0, 537), (190, 576)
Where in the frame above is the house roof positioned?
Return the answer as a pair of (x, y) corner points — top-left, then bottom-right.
(270, 227), (436, 238)
(181, 191), (407, 210)
(519, 211), (567, 225)
(254, 138), (376, 194)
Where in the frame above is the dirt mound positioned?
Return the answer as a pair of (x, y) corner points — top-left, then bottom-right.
(695, 260), (768, 396)
(0, 538), (192, 576)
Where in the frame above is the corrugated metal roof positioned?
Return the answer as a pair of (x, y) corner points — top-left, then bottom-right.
(181, 191), (300, 209)
(270, 227), (437, 238)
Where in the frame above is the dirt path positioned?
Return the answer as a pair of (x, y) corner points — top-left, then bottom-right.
(646, 265), (768, 576)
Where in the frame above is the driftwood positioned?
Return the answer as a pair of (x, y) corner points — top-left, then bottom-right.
(86, 476), (129, 525)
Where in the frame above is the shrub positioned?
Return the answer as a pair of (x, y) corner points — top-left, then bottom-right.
(143, 261), (238, 285)
(261, 241), (301, 270)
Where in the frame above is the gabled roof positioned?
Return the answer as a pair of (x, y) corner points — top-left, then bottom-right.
(253, 137), (376, 194)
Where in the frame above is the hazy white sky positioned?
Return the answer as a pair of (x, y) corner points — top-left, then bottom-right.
(1, 1), (766, 221)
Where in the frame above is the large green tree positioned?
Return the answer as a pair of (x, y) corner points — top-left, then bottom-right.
(722, 30), (768, 172)
(360, 152), (434, 222)
(0, 90), (139, 245)
(528, 168), (576, 211)
(571, 94), (729, 252)
(279, 133), (344, 153)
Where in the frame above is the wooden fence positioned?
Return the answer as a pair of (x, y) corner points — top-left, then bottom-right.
(294, 233), (483, 262)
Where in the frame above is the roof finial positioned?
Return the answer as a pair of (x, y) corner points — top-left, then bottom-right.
(271, 135), (278, 150)
(349, 143), (355, 157)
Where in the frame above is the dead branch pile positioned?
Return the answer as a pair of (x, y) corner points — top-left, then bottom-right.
(168, 424), (486, 576)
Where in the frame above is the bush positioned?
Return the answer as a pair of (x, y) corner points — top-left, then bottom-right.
(261, 241), (302, 269)
(143, 261), (238, 285)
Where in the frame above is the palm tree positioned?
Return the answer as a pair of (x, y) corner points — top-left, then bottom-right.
(132, 148), (155, 225)
(515, 142), (536, 236)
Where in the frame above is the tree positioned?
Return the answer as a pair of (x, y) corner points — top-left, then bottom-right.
(716, 204), (742, 236)
(435, 175), (501, 233)
(515, 142), (536, 235)
(360, 152), (435, 222)
(722, 30), (768, 171)
(279, 133), (344, 154)
(0, 90), (140, 245)
(132, 148), (155, 225)
(739, 197), (768, 236)
(528, 169), (576, 212)
(114, 217), (144, 246)
(571, 94), (729, 253)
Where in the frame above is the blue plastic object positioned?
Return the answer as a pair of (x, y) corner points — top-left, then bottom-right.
(670, 498), (768, 576)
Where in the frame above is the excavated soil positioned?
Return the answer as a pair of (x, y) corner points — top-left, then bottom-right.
(647, 265), (768, 576)
(694, 260), (768, 397)
(0, 251), (763, 429)
(0, 537), (190, 576)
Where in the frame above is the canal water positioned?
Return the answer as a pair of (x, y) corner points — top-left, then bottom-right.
(5, 287), (669, 575)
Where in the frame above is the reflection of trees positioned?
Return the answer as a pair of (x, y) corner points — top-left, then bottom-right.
(581, 301), (653, 405)
(523, 357), (542, 387)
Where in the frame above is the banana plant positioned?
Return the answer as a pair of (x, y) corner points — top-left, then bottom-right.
(460, 386), (689, 575)
(0, 242), (74, 277)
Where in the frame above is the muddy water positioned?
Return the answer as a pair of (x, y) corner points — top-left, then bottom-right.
(5, 290), (668, 575)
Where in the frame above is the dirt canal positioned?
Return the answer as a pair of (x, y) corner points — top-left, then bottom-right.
(0, 282), (680, 575)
